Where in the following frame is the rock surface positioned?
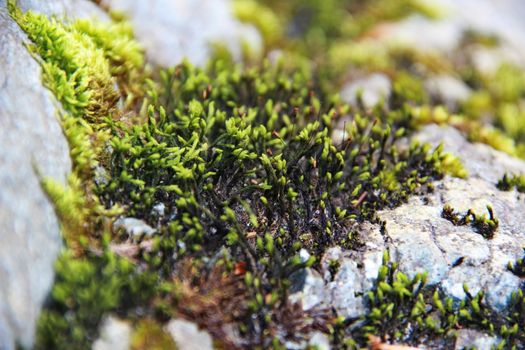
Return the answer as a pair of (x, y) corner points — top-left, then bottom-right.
(340, 73), (391, 109)
(378, 0), (525, 58)
(381, 126), (525, 310)
(293, 124), (525, 347)
(100, 0), (261, 67)
(166, 319), (214, 350)
(92, 316), (132, 350)
(17, 0), (108, 19)
(454, 329), (500, 350)
(0, 3), (74, 349)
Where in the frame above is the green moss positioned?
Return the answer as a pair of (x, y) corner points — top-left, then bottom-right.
(442, 204), (499, 240)
(330, 252), (525, 348)
(13, 0), (525, 348)
(497, 173), (525, 192)
(35, 246), (158, 350)
(9, 4), (117, 119)
(131, 319), (177, 350)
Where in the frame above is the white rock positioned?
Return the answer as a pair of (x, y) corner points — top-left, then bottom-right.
(289, 268), (327, 311)
(454, 329), (500, 350)
(92, 316), (132, 350)
(0, 3), (73, 348)
(100, 0), (262, 67)
(113, 217), (156, 237)
(309, 331), (331, 350)
(166, 319), (214, 350)
(340, 73), (391, 109)
(425, 75), (472, 106)
(17, 0), (108, 20)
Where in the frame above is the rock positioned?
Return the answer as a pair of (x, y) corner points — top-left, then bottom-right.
(323, 125), (525, 317)
(379, 177), (525, 311)
(469, 45), (525, 75)
(309, 331), (331, 350)
(291, 224), (384, 319)
(415, 124), (525, 184)
(454, 329), (500, 350)
(289, 268), (328, 311)
(166, 319), (214, 350)
(340, 73), (391, 109)
(16, 0), (108, 20)
(152, 203), (165, 217)
(100, 0), (262, 67)
(113, 217), (156, 238)
(376, 1), (525, 57)
(375, 14), (463, 54)
(377, 125), (525, 311)
(425, 75), (472, 107)
(0, 4), (72, 349)
(92, 316), (132, 350)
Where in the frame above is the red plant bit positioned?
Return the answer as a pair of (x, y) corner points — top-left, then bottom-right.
(234, 261), (247, 275)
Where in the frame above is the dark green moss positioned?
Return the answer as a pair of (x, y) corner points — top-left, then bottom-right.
(442, 204), (499, 240)
(497, 173), (525, 193)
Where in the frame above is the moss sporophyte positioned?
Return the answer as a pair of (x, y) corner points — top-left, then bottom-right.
(7, 0), (525, 348)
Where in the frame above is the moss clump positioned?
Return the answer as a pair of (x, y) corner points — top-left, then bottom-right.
(9, 4), (116, 119)
(331, 252), (525, 348)
(9, 1), (144, 248)
(497, 173), (525, 193)
(130, 319), (177, 350)
(35, 246), (158, 350)
(442, 204), (499, 239)
(508, 250), (525, 278)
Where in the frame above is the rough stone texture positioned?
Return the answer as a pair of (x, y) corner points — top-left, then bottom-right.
(92, 316), (132, 350)
(291, 224), (385, 319)
(0, 3), (74, 349)
(380, 177), (525, 311)
(100, 0), (261, 67)
(340, 73), (391, 109)
(113, 217), (156, 239)
(382, 125), (525, 311)
(424, 75), (472, 108)
(166, 319), (214, 350)
(454, 329), (500, 350)
(17, 0), (108, 20)
(294, 124), (525, 323)
(415, 124), (525, 184)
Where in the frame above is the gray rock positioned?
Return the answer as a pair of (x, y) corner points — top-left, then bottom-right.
(321, 125), (525, 318)
(379, 176), (525, 311)
(289, 268), (328, 311)
(92, 316), (132, 350)
(454, 329), (500, 350)
(100, 0), (262, 67)
(292, 224), (384, 319)
(415, 124), (525, 184)
(16, 0), (108, 20)
(376, 14), (463, 54)
(425, 75), (472, 107)
(377, 1), (525, 57)
(340, 73), (391, 109)
(113, 217), (156, 238)
(0, 3), (72, 349)
(309, 331), (331, 350)
(166, 319), (214, 350)
(378, 125), (525, 311)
